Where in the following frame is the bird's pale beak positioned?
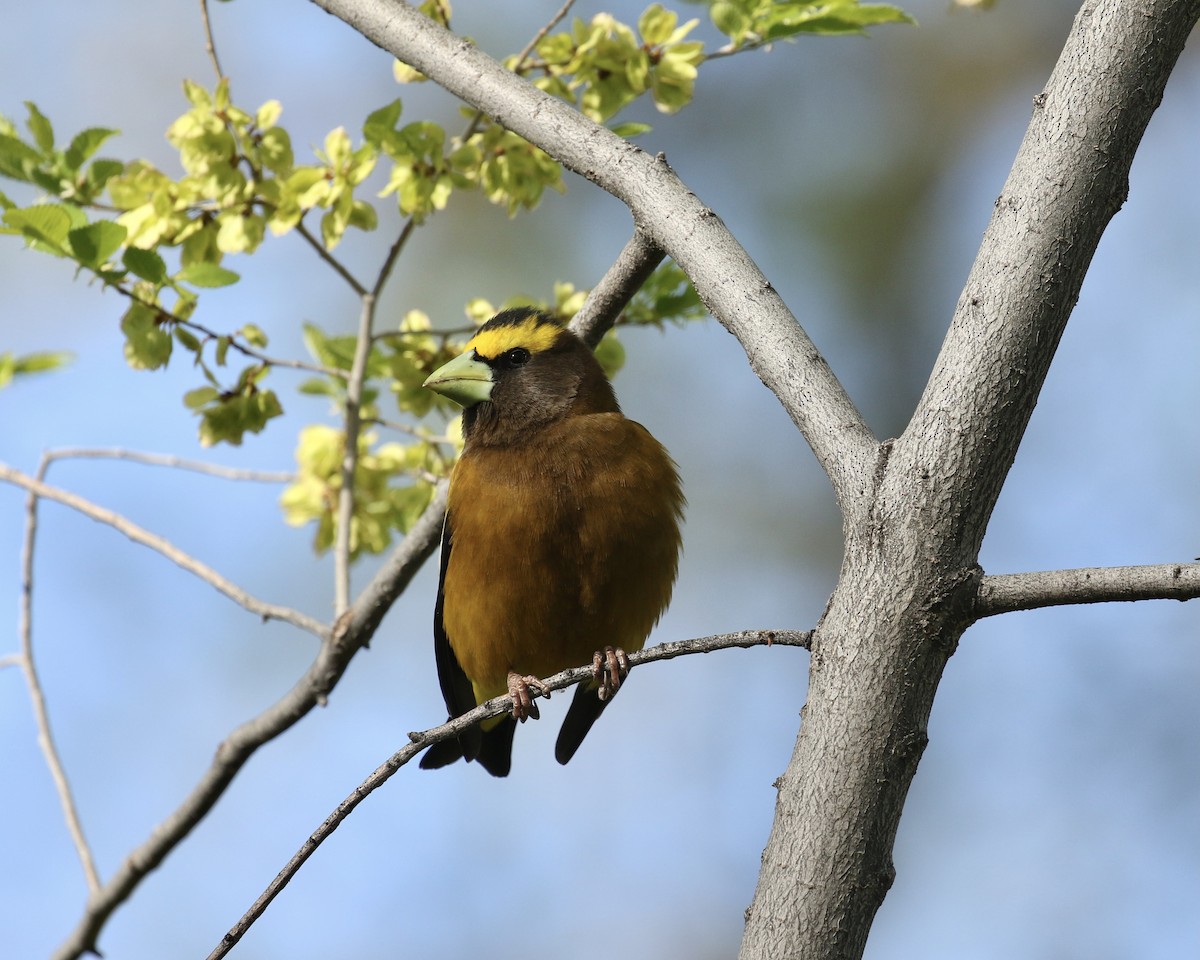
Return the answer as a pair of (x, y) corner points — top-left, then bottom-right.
(424, 350), (495, 408)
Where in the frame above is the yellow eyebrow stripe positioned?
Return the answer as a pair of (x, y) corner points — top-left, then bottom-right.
(466, 318), (562, 359)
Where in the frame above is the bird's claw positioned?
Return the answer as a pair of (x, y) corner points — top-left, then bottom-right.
(592, 646), (630, 702)
(507, 671), (551, 722)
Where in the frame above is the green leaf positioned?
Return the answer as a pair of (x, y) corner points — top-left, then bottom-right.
(182, 79), (212, 109)
(348, 199), (378, 232)
(763, 1), (915, 39)
(301, 321), (357, 369)
(3, 204), (73, 255)
(24, 102), (54, 154)
(0, 133), (42, 182)
(625, 259), (707, 327)
(593, 332), (626, 379)
(298, 377), (336, 397)
(639, 4), (679, 46)
(174, 325), (202, 352)
(85, 158), (124, 194)
(258, 127), (293, 174)
(183, 386), (219, 409)
(197, 385), (283, 447)
(123, 246), (168, 283)
(0, 350), (73, 388)
(65, 127), (119, 171)
(710, 1), (749, 39)
(609, 122), (653, 139)
(241, 323), (268, 348)
(363, 99), (403, 148)
(255, 99), (283, 129)
(14, 350), (73, 374)
(120, 302), (174, 370)
(178, 262), (240, 288)
(67, 220), (127, 266)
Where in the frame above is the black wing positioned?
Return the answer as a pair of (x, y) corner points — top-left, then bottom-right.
(421, 513), (483, 768)
(431, 515), (476, 720)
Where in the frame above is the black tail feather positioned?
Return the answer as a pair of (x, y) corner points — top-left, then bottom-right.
(420, 718), (515, 777)
(554, 684), (612, 765)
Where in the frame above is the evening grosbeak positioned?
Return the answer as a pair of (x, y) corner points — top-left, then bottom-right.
(419, 308), (684, 776)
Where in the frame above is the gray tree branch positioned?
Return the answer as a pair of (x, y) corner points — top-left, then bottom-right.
(977, 562), (1200, 617)
(0, 462), (323, 636)
(740, 4), (1200, 960)
(20, 455), (102, 896)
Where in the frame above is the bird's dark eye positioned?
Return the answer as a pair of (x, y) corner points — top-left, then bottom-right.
(502, 347), (531, 367)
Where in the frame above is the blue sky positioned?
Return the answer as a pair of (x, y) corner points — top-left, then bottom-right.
(2, 2), (1197, 959)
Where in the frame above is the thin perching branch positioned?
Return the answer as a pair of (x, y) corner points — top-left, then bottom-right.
(209, 628), (812, 959)
(295, 219), (369, 297)
(199, 0), (225, 81)
(369, 216), (417, 300)
(0, 463), (323, 637)
(333, 291), (378, 615)
(38, 447), (294, 483)
(18, 454), (102, 895)
(976, 562), (1200, 618)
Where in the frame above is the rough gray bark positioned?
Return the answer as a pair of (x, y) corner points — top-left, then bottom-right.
(307, 1), (1200, 959)
(741, 4), (1200, 958)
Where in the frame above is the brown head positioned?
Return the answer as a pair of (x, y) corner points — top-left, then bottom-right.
(424, 309), (619, 446)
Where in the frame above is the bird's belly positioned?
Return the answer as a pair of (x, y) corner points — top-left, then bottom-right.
(443, 503), (674, 703)
(442, 415), (682, 706)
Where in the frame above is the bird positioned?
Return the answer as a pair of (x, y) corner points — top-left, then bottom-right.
(418, 307), (684, 776)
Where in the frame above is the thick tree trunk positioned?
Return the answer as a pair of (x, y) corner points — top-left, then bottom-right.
(738, 3), (1200, 958)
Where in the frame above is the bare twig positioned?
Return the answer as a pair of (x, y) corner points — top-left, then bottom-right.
(199, 0), (225, 80)
(0, 463), (324, 637)
(333, 293), (378, 615)
(514, 0), (577, 68)
(370, 217), (417, 300)
(40, 447), (294, 483)
(18, 453), (102, 895)
(295, 219), (369, 297)
(976, 562), (1200, 619)
(362, 416), (454, 445)
(569, 228), (666, 347)
(209, 627), (811, 958)
(0, 653), (22, 670)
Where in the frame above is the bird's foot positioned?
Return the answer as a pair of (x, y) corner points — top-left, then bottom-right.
(507, 670), (551, 722)
(593, 646), (630, 702)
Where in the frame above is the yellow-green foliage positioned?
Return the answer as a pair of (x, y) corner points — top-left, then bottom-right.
(0, 0), (910, 558)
